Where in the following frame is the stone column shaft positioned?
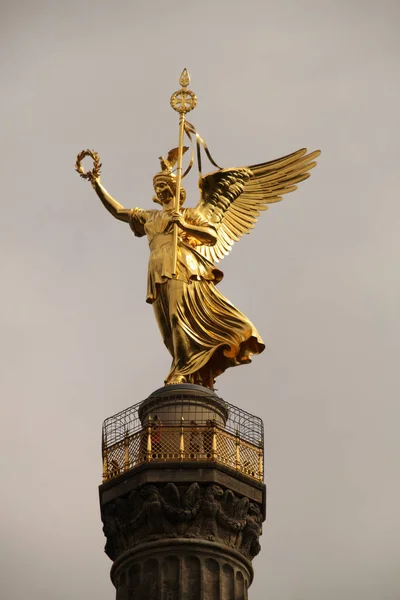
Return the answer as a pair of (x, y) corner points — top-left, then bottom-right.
(112, 540), (251, 600)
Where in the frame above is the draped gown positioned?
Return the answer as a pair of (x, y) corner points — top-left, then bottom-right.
(129, 206), (264, 387)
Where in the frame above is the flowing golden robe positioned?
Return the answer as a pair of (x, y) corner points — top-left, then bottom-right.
(129, 207), (264, 387)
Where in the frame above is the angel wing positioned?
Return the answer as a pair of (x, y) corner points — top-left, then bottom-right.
(163, 482), (181, 507)
(183, 482), (201, 511)
(196, 148), (321, 263)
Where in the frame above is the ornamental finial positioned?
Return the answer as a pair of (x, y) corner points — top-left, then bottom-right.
(179, 68), (190, 88)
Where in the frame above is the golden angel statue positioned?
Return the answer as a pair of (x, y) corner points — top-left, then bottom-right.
(76, 71), (320, 389)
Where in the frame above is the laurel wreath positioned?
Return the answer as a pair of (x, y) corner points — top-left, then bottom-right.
(75, 149), (102, 181)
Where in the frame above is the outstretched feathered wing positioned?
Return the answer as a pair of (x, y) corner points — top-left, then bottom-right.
(195, 148), (321, 263)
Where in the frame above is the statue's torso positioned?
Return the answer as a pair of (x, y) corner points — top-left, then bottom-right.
(131, 209), (222, 303)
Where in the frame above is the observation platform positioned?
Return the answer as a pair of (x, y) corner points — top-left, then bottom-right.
(102, 384), (264, 484)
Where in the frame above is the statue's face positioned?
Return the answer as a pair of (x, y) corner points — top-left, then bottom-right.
(154, 180), (174, 204)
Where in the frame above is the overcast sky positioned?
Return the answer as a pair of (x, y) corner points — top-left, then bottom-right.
(1, 1), (399, 598)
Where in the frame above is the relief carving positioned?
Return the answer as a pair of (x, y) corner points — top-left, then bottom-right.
(102, 482), (262, 562)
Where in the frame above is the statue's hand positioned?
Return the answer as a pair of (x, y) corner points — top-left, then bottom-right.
(170, 211), (186, 228)
(90, 175), (101, 189)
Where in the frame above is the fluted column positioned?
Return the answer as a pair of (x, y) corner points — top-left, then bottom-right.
(112, 539), (252, 600)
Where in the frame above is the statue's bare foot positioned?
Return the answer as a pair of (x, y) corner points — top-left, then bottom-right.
(165, 375), (187, 385)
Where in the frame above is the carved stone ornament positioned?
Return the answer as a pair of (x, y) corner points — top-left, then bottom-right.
(101, 482), (263, 563)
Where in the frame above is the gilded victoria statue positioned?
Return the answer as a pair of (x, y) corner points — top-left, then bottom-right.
(76, 70), (320, 389)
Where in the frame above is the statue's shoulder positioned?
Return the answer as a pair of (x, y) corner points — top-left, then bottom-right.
(131, 207), (158, 220)
(129, 208), (158, 236)
(183, 206), (204, 224)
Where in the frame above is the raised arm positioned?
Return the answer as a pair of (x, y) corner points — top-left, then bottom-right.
(91, 178), (132, 223)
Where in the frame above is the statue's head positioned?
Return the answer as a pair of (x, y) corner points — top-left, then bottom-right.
(152, 172), (186, 208)
(152, 147), (188, 207)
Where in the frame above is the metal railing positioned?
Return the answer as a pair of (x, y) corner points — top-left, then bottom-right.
(102, 420), (263, 483)
(102, 393), (264, 483)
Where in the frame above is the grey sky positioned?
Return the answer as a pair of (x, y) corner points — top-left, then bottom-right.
(0, 0), (399, 598)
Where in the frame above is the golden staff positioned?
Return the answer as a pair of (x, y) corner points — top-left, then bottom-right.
(170, 69), (197, 277)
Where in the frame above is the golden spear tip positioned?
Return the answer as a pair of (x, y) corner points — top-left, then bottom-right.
(179, 68), (190, 88)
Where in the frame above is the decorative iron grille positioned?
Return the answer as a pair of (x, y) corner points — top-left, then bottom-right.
(102, 392), (264, 483)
